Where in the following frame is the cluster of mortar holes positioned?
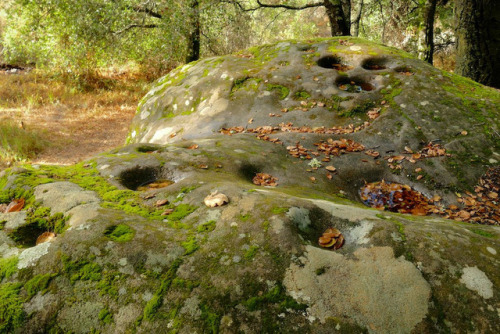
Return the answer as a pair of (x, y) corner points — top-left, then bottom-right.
(362, 57), (388, 70)
(336, 76), (374, 93)
(119, 166), (174, 191)
(317, 55), (353, 71)
(394, 65), (415, 76)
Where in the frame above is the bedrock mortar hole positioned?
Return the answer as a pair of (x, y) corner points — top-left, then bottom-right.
(362, 57), (388, 70)
(119, 166), (166, 191)
(336, 76), (375, 92)
(317, 55), (353, 71)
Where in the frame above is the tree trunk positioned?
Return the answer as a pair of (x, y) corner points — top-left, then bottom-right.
(454, 0), (500, 88)
(324, 0), (351, 36)
(351, 0), (364, 37)
(423, 0), (437, 64)
(186, 0), (201, 63)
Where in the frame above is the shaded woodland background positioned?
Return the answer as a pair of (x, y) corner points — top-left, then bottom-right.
(0, 0), (498, 166)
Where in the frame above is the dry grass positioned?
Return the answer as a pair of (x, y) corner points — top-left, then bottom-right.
(0, 68), (156, 169)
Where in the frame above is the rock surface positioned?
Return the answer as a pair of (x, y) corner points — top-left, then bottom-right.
(0, 38), (499, 334)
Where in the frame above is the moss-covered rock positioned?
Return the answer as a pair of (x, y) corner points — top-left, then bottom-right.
(0, 38), (499, 333)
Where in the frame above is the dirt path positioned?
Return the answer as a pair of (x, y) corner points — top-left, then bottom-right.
(0, 69), (148, 167)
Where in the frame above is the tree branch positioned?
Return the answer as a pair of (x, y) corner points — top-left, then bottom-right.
(129, 5), (163, 19)
(114, 24), (159, 35)
(255, 0), (324, 10)
(221, 0), (324, 12)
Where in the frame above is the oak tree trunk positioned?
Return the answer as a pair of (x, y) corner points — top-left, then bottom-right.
(423, 0), (438, 64)
(324, 0), (351, 36)
(454, 0), (500, 88)
(186, 0), (201, 63)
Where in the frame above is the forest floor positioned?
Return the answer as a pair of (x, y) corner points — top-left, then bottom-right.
(0, 68), (155, 170)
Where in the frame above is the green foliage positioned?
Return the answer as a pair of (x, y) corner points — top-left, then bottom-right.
(0, 256), (18, 281)
(0, 283), (24, 332)
(0, 121), (47, 163)
(104, 224), (135, 242)
(24, 273), (58, 299)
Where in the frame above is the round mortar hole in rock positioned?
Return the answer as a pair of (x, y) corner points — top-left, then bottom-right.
(238, 163), (262, 183)
(317, 55), (353, 71)
(336, 76), (374, 92)
(9, 224), (49, 248)
(360, 180), (432, 215)
(394, 65), (415, 76)
(361, 57), (388, 70)
(136, 145), (162, 154)
(119, 166), (172, 191)
(288, 206), (348, 251)
(298, 45), (317, 52)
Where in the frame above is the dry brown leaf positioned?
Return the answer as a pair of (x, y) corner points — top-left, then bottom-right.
(161, 209), (174, 216)
(187, 144), (199, 150)
(155, 199), (169, 207)
(325, 166), (337, 172)
(5, 198), (25, 213)
(36, 232), (56, 245)
(204, 191), (229, 207)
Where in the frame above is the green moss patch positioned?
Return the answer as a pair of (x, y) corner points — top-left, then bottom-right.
(470, 228), (496, 238)
(243, 284), (307, 312)
(143, 258), (183, 321)
(181, 236), (199, 255)
(293, 90), (311, 100)
(104, 224), (135, 242)
(24, 273), (57, 299)
(98, 307), (113, 324)
(0, 256), (18, 281)
(197, 220), (216, 233)
(0, 283), (24, 332)
(266, 84), (290, 99)
(62, 255), (102, 284)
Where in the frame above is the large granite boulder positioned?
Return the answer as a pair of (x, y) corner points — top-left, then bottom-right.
(0, 38), (499, 333)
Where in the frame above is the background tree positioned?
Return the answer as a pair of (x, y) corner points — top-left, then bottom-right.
(454, 0), (500, 88)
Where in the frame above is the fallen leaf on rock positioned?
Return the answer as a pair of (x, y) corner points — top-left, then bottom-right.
(155, 199), (169, 207)
(36, 232), (56, 245)
(248, 118), (253, 124)
(318, 227), (344, 250)
(365, 150), (380, 158)
(204, 191), (229, 207)
(325, 166), (337, 172)
(161, 209), (174, 216)
(461, 130), (468, 136)
(199, 164), (209, 169)
(310, 177), (316, 182)
(6, 198), (25, 213)
(417, 175), (423, 180)
(187, 144), (199, 150)
(252, 173), (278, 187)
(360, 180), (432, 215)
(415, 168), (422, 173)
(326, 173), (333, 180)
(143, 194), (156, 200)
